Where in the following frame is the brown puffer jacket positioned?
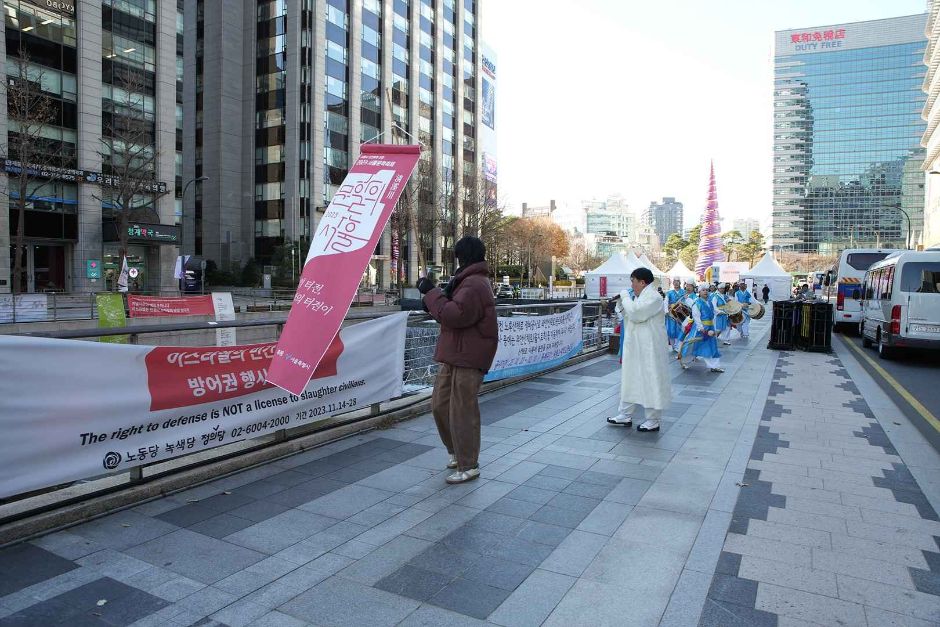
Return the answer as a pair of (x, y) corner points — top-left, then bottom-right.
(423, 261), (498, 371)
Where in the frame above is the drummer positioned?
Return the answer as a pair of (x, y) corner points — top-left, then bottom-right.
(665, 279), (685, 352)
(734, 281), (753, 339)
(711, 283), (732, 345)
(686, 283), (724, 372)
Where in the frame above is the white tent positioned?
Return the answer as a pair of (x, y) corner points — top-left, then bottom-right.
(740, 253), (791, 301)
(584, 253), (636, 298)
(637, 253), (666, 277)
(666, 259), (696, 283)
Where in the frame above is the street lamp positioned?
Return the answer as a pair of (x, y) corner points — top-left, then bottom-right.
(895, 207), (912, 250)
(180, 176), (209, 256)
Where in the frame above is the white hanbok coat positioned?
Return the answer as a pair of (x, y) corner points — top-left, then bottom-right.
(615, 285), (672, 410)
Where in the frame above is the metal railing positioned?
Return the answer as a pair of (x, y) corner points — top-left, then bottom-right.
(0, 301), (609, 519)
(0, 287), (399, 323)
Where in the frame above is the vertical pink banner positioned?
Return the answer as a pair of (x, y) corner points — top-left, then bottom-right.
(266, 144), (421, 395)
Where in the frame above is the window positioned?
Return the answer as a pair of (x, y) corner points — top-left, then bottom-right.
(900, 262), (940, 293)
(846, 252), (890, 271)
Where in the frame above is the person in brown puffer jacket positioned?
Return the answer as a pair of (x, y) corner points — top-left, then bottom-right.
(416, 235), (498, 484)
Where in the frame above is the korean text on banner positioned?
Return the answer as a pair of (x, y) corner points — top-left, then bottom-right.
(96, 292), (128, 344)
(267, 144), (421, 395)
(0, 312), (408, 499)
(127, 294), (216, 318)
(484, 306), (583, 382)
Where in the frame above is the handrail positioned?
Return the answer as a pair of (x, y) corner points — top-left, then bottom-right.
(8, 300), (588, 340)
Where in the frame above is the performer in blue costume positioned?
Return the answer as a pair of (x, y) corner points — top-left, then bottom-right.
(734, 282), (753, 339)
(711, 283), (731, 346)
(664, 278), (684, 351)
(681, 284), (724, 372)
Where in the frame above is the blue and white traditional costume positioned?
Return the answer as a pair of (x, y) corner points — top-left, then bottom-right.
(735, 287), (752, 338)
(684, 292), (723, 371)
(711, 289), (730, 344)
(665, 287), (685, 345)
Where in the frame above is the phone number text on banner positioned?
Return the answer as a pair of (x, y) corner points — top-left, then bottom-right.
(484, 306), (583, 382)
(0, 313), (408, 499)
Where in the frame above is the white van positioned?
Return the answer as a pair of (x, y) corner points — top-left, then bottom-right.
(860, 250), (940, 359)
(833, 248), (899, 332)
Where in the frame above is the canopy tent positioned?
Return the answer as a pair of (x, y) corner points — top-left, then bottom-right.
(636, 253), (666, 279)
(740, 253), (791, 301)
(666, 259), (696, 284)
(584, 253), (637, 298)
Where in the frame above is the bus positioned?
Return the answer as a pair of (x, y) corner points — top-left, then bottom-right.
(860, 250), (940, 358)
(833, 248), (900, 333)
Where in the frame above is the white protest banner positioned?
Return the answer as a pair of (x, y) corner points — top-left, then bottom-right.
(211, 292), (237, 347)
(0, 313), (407, 499)
(0, 294), (48, 322)
(484, 306), (583, 382)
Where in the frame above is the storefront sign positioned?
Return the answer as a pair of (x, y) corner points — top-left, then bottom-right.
(127, 294), (215, 318)
(86, 259), (101, 279)
(96, 292), (128, 343)
(0, 313), (408, 499)
(267, 144), (421, 395)
(3, 161), (167, 193)
(484, 306), (583, 382)
(127, 223), (179, 244)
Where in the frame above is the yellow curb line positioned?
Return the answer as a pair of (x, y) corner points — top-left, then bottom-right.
(840, 335), (940, 433)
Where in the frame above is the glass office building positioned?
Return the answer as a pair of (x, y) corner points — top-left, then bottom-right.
(773, 15), (928, 254)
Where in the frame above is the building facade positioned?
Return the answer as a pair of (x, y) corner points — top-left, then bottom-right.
(732, 218), (759, 238)
(643, 196), (683, 247)
(520, 199), (555, 219)
(584, 197), (634, 239)
(922, 1), (940, 249)
(773, 14), (927, 254)
(2, 0), (183, 294)
(186, 0), (490, 287)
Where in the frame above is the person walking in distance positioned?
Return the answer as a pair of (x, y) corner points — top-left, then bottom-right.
(606, 268), (672, 433)
(762, 283), (770, 304)
(416, 236), (498, 484)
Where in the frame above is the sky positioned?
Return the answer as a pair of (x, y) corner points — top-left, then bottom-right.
(482, 0), (929, 231)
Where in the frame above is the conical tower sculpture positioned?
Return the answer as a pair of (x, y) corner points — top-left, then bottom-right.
(695, 161), (724, 280)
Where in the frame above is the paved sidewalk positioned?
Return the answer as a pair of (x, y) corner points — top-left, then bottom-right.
(1, 314), (939, 626)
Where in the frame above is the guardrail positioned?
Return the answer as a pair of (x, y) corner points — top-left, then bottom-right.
(0, 301), (609, 524)
(0, 288), (401, 323)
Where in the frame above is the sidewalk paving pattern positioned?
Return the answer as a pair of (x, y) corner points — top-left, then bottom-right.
(1, 315), (940, 626)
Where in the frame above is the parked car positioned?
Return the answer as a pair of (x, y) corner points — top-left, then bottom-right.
(495, 284), (514, 298)
(860, 250), (940, 359)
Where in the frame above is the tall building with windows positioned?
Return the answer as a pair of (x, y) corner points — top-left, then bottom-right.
(2, 0), (183, 294)
(186, 0), (490, 286)
(773, 15), (928, 254)
(922, 1), (940, 250)
(643, 197), (683, 247)
(732, 218), (760, 238)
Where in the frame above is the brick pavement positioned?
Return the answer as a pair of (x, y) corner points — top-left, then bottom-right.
(1, 314), (939, 626)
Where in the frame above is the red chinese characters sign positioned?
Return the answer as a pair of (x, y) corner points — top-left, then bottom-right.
(127, 295), (215, 318)
(790, 29), (845, 44)
(266, 144), (421, 395)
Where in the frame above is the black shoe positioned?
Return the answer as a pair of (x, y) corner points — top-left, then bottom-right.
(637, 420), (661, 432)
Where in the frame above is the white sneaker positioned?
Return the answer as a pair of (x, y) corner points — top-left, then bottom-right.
(445, 467), (480, 484)
(637, 420), (660, 432)
(606, 414), (633, 427)
(447, 454), (458, 469)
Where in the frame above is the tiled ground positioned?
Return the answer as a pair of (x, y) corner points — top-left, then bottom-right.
(699, 351), (940, 627)
(2, 314), (939, 626)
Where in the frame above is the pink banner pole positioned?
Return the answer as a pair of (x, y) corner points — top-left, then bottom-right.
(266, 144), (421, 395)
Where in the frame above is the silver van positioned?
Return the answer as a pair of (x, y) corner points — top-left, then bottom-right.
(860, 250), (940, 359)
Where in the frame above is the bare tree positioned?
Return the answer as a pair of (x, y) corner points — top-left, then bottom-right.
(1, 49), (67, 294)
(95, 68), (167, 288)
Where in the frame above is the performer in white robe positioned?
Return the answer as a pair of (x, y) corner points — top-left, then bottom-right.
(607, 268), (672, 432)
